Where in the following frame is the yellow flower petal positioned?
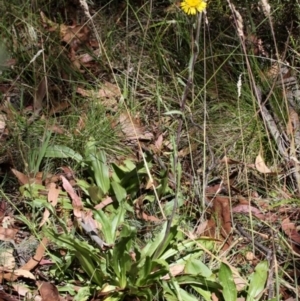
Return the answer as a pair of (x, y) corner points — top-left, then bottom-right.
(180, 0), (207, 15)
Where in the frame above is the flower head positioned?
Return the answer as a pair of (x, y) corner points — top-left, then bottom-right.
(180, 0), (206, 15)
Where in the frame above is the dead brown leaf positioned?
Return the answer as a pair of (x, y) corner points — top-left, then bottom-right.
(154, 134), (163, 152)
(61, 175), (83, 218)
(47, 125), (65, 134)
(2, 216), (14, 228)
(161, 264), (185, 280)
(60, 25), (90, 50)
(34, 78), (46, 112)
(40, 11), (90, 51)
(12, 284), (32, 297)
(49, 101), (70, 115)
(76, 81), (120, 109)
(78, 49), (100, 64)
(0, 227), (18, 241)
(220, 156), (241, 165)
(0, 290), (19, 301)
(60, 166), (75, 180)
(94, 196), (113, 210)
(287, 107), (300, 135)
(194, 220), (208, 236)
(13, 269), (35, 280)
(39, 183), (60, 228)
(11, 169), (30, 185)
(0, 201), (6, 222)
(74, 114), (86, 135)
(0, 248), (15, 270)
(3, 58), (16, 68)
(37, 282), (60, 301)
(135, 203), (160, 222)
(282, 218), (300, 253)
(205, 185), (232, 250)
(232, 204), (277, 222)
(119, 112), (153, 141)
(178, 143), (198, 158)
(76, 82), (121, 99)
(0, 114), (6, 135)
(81, 210), (99, 231)
(21, 237), (48, 271)
(232, 204), (265, 220)
(255, 153), (272, 173)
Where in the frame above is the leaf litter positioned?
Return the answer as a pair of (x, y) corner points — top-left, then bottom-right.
(1, 2), (300, 301)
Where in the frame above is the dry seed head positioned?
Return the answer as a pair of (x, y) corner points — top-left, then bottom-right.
(226, 0), (244, 38)
(260, 0), (271, 18)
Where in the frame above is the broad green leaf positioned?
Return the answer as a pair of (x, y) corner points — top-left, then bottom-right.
(219, 263), (237, 301)
(124, 159), (136, 170)
(45, 230), (104, 285)
(175, 275), (222, 290)
(72, 245), (104, 286)
(93, 209), (114, 243)
(177, 288), (199, 301)
(129, 287), (153, 301)
(140, 222), (167, 259)
(75, 251), (103, 285)
(73, 286), (91, 301)
(111, 160), (150, 196)
(93, 206), (126, 244)
(58, 283), (76, 295)
(85, 139), (110, 194)
(137, 256), (152, 285)
(100, 284), (117, 293)
(87, 186), (104, 203)
(141, 259), (169, 284)
(159, 238), (213, 261)
(102, 293), (122, 301)
(111, 181), (127, 203)
(247, 261), (268, 301)
(112, 226), (135, 287)
(185, 259), (212, 278)
(157, 169), (170, 197)
(143, 195), (155, 202)
(163, 289), (178, 301)
(21, 183), (47, 198)
(162, 278), (183, 301)
(191, 285), (212, 301)
(76, 179), (90, 195)
(164, 196), (184, 216)
(45, 145), (83, 162)
(153, 225), (178, 259)
(111, 163), (128, 183)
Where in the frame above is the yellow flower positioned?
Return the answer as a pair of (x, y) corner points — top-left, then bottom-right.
(180, 0), (207, 15)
